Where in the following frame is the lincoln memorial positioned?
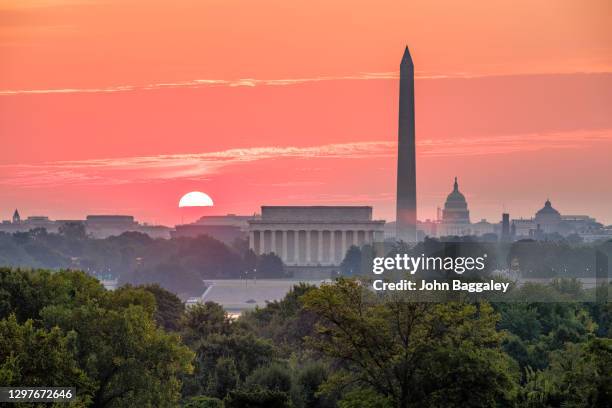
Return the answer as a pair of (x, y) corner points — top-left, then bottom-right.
(248, 206), (385, 266)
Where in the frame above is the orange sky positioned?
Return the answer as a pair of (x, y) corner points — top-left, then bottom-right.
(1, 0), (611, 226)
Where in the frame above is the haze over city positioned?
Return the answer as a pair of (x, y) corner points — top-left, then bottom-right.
(1, 0), (611, 225)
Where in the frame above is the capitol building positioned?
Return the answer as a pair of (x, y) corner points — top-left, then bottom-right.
(414, 177), (607, 242)
(438, 177), (472, 237)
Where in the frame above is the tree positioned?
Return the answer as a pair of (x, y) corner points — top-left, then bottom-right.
(195, 333), (275, 383)
(256, 253), (286, 278)
(293, 361), (335, 408)
(0, 269), (194, 407)
(245, 363), (293, 394)
(59, 222), (87, 240)
(0, 314), (94, 404)
(340, 246), (361, 276)
(242, 283), (318, 354)
(43, 294), (194, 407)
(302, 278), (519, 408)
(224, 387), (291, 408)
(182, 302), (232, 345)
(142, 283), (185, 331)
(521, 338), (612, 407)
(207, 357), (239, 399)
(183, 396), (224, 408)
(338, 388), (393, 408)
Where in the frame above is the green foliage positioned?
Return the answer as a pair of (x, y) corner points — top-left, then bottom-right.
(0, 314), (94, 404)
(245, 363), (292, 394)
(337, 388), (393, 408)
(1, 265), (611, 407)
(0, 268), (194, 407)
(256, 253), (288, 278)
(224, 387), (291, 408)
(340, 246), (361, 276)
(142, 283), (185, 331)
(182, 302), (232, 345)
(207, 357), (239, 399)
(496, 284), (600, 373)
(302, 278), (519, 408)
(498, 304), (543, 340)
(507, 240), (597, 278)
(520, 338), (612, 407)
(0, 231), (288, 296)
(196, 333), (275, 383)
(292, 361), (334, 408)
(58, 221), (87, 240)
(242, 283), (318, 354)
(184, 395), (225, 408)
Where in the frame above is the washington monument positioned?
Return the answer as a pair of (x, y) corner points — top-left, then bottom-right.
(396, 46), (417, 242)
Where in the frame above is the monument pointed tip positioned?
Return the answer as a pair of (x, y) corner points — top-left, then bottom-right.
(401, 45), (413, 67)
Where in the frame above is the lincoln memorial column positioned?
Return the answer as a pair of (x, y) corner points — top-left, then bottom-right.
(317, 230), (323, 264)
(257, 231), (263, 255)
(282, 230), (288, 262)
(306, 230), (312, 264)
(249, 231), (255, 251)
(271, 230), (277, 255)
(341, 230), (347, 260)
(352, 230), (358, 246)
(294, 231), (299, 265)
(259, 231), (265, 254)
(330, 230), (336, 265)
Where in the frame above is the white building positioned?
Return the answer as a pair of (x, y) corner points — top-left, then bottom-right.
(248, 206), (385, 266)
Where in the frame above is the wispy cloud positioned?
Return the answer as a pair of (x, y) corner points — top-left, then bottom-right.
(1, 129), (610, 188)
(419, 129), (612, 157)
(0, 141), (394, 187)
(0, 71), (506, 96)
(0, 73), (393, 96)
(3, 71), (611, 96)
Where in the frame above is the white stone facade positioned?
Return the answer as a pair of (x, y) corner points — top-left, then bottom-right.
(248, 206), (385, 266)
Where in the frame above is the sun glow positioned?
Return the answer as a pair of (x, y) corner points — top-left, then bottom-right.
(178, 191), (214, 208)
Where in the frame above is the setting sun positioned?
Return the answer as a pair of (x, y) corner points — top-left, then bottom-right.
(178, 191), (214, 208)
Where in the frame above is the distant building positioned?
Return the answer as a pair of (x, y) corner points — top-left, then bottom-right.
(560, 215), (602, 235)
(471, 219), (495, 236)
(24, 216), (56, 231)
(171, 224), (243, 244)
(534, 199), (562, 233)
(439, 177), (471, 236)
(193, 214), (258, 231)
(501, 213), (512, 241)
(172, 213), (258, 243)
(512, 218), (537, 238)
(85, 215), (138, 238)
(138, 224), (172, 239)
(248, 206), (385, 267)
(417, 219), (439, 239)
(0, 211), (166, 239)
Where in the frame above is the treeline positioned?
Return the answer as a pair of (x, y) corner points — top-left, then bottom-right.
(0, 267), (610, 407)
(0, 229), (286, 297)
(341, 237), (612, 279)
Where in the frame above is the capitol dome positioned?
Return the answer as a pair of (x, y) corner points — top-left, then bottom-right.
(445, 177), (467, 209)
(442, 177), (470, 224)
(536, 199), (560, 217)
(534, 199), (562, 233)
